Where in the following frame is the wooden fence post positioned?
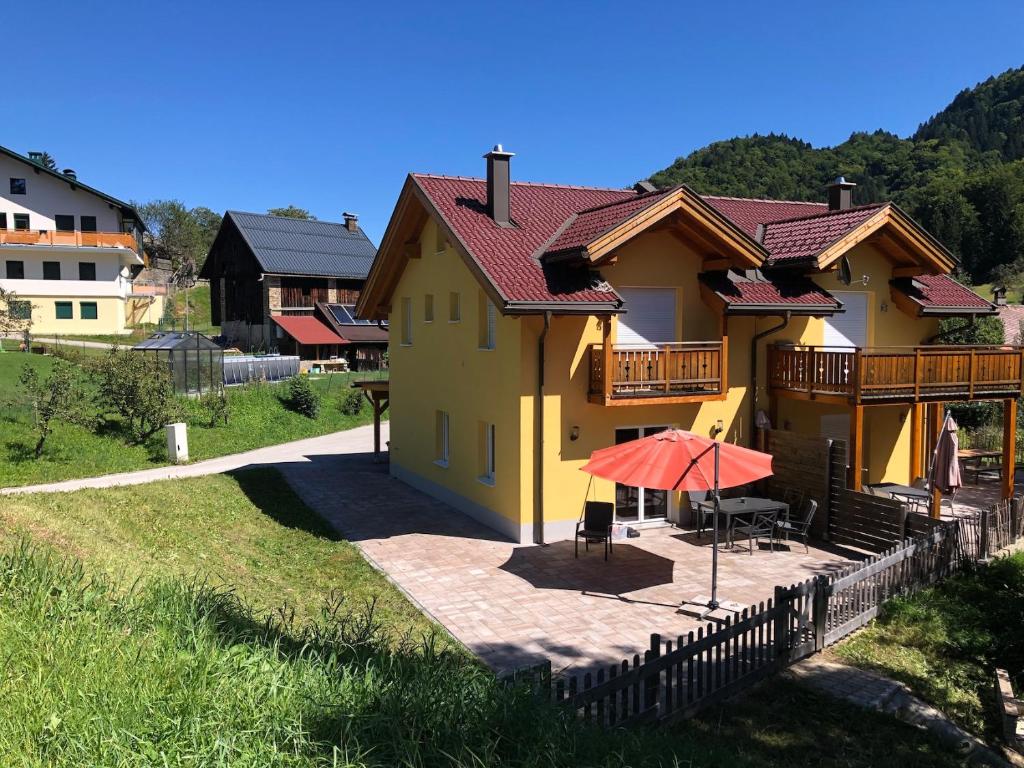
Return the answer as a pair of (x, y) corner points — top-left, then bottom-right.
(980, 506), (990, 559)
(812, 576), (827, 652)
(644, 634), (662, 714)
(773, 585), (788, 663)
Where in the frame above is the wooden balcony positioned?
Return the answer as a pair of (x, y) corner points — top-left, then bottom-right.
(588, 341), (726, 406)
(0, 229), (139, 251)
(768, 344), (1024, 405)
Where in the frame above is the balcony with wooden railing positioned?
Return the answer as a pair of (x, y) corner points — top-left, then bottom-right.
(588, 341), (726, 405)
(0, 229), (139, 252)
(768, 344), (1024, 404)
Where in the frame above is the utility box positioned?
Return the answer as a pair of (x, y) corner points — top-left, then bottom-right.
(166, 422), (189, 464)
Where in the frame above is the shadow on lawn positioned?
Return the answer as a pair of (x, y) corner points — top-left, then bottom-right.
(229, 466), (342, 541)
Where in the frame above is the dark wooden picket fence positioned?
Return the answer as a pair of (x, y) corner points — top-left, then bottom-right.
(957, 497), (1024, 560)
(516, 500), (1022, 727)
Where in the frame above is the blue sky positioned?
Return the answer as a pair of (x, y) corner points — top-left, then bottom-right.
(12, 1), (1024, 242)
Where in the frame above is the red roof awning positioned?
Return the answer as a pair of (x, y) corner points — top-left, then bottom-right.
(271, 315), (349, 345)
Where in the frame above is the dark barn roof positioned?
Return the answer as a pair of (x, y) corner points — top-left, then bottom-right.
(204, 211), (377, 279)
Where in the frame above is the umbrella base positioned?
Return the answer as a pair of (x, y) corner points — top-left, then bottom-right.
(678, 595), (745, 620)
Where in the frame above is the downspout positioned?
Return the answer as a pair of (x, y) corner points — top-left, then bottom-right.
(750, 312), (792, 442)
(536, 311), (551, 545)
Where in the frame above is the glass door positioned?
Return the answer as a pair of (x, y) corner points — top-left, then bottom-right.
(614, 426), (670, 523)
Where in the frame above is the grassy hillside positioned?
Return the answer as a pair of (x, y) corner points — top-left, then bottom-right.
(0, 472), (963, 767)
(0, 349), (382, 487)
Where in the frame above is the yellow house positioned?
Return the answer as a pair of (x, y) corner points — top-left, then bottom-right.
(358, 147), (1023, 543)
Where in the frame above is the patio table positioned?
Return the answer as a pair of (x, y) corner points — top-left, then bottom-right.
(869, 482), (929, 506)
(697, 497), (789, 547)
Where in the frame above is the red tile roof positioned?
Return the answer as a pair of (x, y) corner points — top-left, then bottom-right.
(271, 315), (349, 345)
(700, 271), (841, 312)
(997, 304), (1024, 344)
(892, 274), (995, 313)
(703, 196), (828, 238)
(760, 204), (886, 264)
(414, 174), (634, 305)
(544, 189), (674, 257)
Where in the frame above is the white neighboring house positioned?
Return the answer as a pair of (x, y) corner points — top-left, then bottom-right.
(0, 146), (159, 336)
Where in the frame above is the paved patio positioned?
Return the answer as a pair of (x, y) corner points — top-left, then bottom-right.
(280, 451), (862, 675)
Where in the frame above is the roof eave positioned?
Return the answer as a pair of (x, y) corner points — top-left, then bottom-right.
(721, 302), (843, 317)
(502, 299), (624, 315)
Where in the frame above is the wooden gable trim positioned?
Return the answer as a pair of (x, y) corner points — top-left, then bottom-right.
(356, 175), (509, 321)
(815, 205), (957, 274)
(585, 187), (766, 269)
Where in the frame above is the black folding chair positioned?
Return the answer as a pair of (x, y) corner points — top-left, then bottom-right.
(774, 499), (818, 553)
(575, 501), (614, 560)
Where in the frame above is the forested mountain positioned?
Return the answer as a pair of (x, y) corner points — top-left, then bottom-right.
(648, 66), (1024, 287)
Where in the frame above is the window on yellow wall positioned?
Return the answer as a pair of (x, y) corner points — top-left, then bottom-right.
(477, 292), (496, 350)
(400, 297), (412, 345)
(434, 411), (449, 467)
(424, 293), (434, 322)
(449, 292), (461, 322)
(478, 421), (495, 485)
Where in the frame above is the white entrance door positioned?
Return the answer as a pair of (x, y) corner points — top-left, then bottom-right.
(825, 292), (869, 348)
(617, 287), (676, 346)
(614, 426), (671, 523)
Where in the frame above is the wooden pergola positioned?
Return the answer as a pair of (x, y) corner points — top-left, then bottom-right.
(353, 380), (389, 460)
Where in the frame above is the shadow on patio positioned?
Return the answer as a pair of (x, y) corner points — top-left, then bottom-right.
(498, 542), (676, 594)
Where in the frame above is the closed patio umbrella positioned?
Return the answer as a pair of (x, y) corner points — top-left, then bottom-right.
(928, 413), (962, 515)
(580, 429), (774, 613)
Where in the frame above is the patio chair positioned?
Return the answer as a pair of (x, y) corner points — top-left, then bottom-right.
(575, 501), (614, 560)
(688, 491), (712, 537)
(732, 513), (778, 555)
(773, 499), (818, 553)
(911, 477), (956, 517)
(782, 487), (805, 523)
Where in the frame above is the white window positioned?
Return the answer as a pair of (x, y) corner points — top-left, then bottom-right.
(824, 292), (868, 349)
(424, 293), (434, 322)
(478, 294), (496, 350)
(616, 287), (676, 346)
(400, 297), (412, 345)
(479, 422), (495, 485)
(435, 411), (450, 467)
(449, 292), (461, 322)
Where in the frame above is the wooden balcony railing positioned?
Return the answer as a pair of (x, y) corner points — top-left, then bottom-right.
(0, 229), (138, 251)
(589, 341), (725, 405)
(768, 344), (1024, 404)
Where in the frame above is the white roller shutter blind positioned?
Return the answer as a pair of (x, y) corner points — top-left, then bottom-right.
(824, 292), (868, 348)
(617, 287), (676, 346)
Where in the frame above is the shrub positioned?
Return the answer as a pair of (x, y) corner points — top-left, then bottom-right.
(92, 348), (180, 443)
(198, 388), (230, 427)
(340, 388), (364, 416)
(18, 360), (93, 458)
(285, 375), (320, 418)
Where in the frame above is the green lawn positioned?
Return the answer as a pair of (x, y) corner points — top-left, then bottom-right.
(0, 350), (382, 487)
(834, 552), (1024, 740)
(0, 473), (966, 766)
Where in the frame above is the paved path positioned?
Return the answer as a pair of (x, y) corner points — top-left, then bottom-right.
(0, 423), (389, 495)
(1, 334), (113, 349)
(280, 451), (858, 675)
(788, 657), (1008, 766)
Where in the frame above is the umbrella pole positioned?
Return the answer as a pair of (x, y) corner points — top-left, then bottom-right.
(709, 441), (720, 611)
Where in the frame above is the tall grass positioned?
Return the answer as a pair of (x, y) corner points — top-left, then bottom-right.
(0, 540), (965, 767)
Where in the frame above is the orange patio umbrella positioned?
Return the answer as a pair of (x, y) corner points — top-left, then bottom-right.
(581, 429), (774, 613)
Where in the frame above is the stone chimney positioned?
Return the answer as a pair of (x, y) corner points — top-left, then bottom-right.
(342, 212), (359, 232)
(826, 176), (856, 211)
(484, 144), (514, 227)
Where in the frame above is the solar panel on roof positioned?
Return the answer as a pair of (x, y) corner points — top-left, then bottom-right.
(326, 304), (373, 325)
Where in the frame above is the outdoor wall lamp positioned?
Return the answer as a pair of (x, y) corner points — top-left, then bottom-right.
(570, 425), (580, 441)
(711, 420), (724, 438)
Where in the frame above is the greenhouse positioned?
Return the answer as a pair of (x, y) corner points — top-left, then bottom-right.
(132, 332), (224, 395)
